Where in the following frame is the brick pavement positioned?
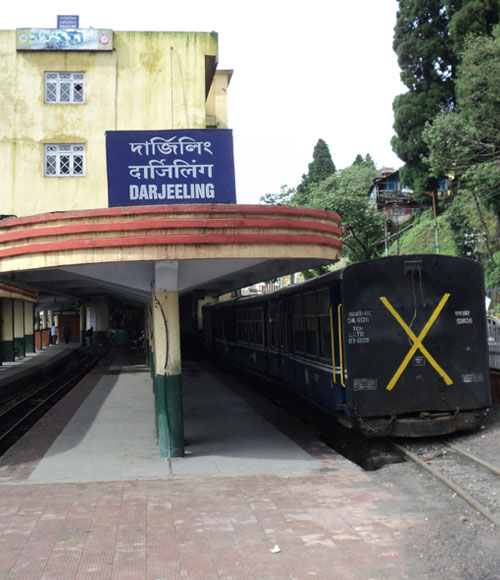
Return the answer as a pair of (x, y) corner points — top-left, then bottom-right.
(0, 350), (418, 579)
(0, 472), (413, 580)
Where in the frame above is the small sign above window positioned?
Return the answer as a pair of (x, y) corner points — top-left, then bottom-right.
(16, 28), (113, 51)
(57, 15), (79, 29)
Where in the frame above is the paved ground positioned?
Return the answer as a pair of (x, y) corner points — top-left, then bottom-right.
(0, 347), (498, 579)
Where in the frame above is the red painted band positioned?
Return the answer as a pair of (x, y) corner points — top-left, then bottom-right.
(0, 233), (343, 259)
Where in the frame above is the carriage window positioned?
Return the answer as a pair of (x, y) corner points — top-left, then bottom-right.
(224, 310), (236, 342)
(304, 292), (319, 356)
(317, 289), (332, 360)
(254, 308), (264, 345)
(268, 303), (279, 348)
(236, 307), (263, 345)
(292, 295), (305, 353)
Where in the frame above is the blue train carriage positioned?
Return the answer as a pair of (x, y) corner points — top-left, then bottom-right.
(341, 255), (492, 436)
(276, 272), (347, 413)
(203, 294), (268, 373)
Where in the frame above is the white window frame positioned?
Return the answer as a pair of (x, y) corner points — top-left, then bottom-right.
(44, 144), (86, 177)
(44, 72), (85, 104)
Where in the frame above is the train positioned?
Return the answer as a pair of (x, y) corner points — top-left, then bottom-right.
(202, 254), (492, 437)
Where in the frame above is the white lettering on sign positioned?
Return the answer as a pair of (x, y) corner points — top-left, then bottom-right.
(353, 378), (378, 391)
(128, 159), (214, 180)
(129, 183), (215, 200)
(455, 309), (473, 325)
(346, 310), (372, 344)
(129, 136), (213, 157)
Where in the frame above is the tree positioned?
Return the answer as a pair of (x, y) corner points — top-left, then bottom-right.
(293, 139), (336, 205)
(260, 185), (297, 206)
(424, 27), (500, 214)
(423, 27), (500, 280)
(392, 0), (454, 191)
(306, 162), (383, 262)
(447, 0), (500, 55)
(391, 0), (499, 192)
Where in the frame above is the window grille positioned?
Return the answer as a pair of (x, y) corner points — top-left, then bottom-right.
(45, 72), (85, 104)
(44, 144), (85, 177)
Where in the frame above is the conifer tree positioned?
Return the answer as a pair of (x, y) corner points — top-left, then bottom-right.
(294, 139), (336, 205)
(392, 0), (499, 193)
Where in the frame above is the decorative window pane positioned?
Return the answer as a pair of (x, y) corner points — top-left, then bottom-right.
(44, 144), (86, 177)
(44, 72), (85, 104)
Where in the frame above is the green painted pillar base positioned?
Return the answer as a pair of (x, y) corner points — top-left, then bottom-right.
(25, 334), (34, 354)
(154, 373), (184, 458)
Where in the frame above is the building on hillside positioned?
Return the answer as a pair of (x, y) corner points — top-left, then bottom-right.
(368, 169), (420, 227)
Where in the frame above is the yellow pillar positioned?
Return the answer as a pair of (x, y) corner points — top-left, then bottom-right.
(1, 299), (14, 362)
(13, 299), (25, 357)
(80, 305), (86, 346)
(152, 291), (184, 458)
(24, 301), (34, 353)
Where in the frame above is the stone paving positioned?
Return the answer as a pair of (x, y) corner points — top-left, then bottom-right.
(0, 349), (430, 579)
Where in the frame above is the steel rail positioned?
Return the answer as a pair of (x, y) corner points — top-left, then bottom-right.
(391, 441), (500, 527)
(0, 357), (96, 447)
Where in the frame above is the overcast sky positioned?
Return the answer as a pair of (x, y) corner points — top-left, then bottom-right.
(3, 0), (406, 204)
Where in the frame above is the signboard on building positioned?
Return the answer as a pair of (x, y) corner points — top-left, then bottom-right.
(16, 28), (113, 51)
(106, 129), (237, 207)
(57, 15), (79, 29)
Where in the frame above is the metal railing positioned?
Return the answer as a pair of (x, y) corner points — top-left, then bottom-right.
(486, 316), (500, 370)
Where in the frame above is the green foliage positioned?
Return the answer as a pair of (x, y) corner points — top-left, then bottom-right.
(262, 144), (386, 266)
(392, 0), (455, 190)
(392, 0), (499, 191)
(260, 185), (297, 206)
(445, 191), (480, 258)
(484, 252), (500, 289)
(352, 153), (376, 168)
(386, 209), (452, 256)
(306, 162), (383, 262)
(447, 0), (500, 55)
(294, 139), (336, 205)
(424, 27), (500, 215)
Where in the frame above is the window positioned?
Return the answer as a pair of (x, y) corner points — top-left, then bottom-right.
(292, 295), (305, 353)
(236, 307), (264, 345)
(45, 72), (85, 103)
(268, 303), (279, 348)
(317, 289), (332, 360)
(304, 292), (319, 356)
(44, 144), (85, 177)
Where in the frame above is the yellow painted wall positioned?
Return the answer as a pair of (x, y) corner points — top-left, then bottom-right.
(0, 30), (222, 217)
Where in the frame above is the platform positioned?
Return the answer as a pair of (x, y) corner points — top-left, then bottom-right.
(0, 342), (81, 385)
(0, 347), (474, 579)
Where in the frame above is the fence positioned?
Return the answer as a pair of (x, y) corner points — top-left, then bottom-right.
(487, 316), (500, 371)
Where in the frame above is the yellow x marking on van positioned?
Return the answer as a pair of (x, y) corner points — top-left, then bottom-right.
(379, 294), (453, 391)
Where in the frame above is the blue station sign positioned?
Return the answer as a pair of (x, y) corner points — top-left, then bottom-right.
(106, 129), (236, 207)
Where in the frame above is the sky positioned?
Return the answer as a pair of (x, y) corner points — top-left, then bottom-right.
(3, 0), (406, 204)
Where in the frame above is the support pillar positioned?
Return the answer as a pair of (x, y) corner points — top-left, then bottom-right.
(0, 299), (14, 362)
(24, 301), (35, 353)
(152, 291), (184, 458)
(13, 299), (25, 358)
(80, 306), (87, 346)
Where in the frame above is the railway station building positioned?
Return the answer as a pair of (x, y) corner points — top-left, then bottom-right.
(0, 25), (342, 456)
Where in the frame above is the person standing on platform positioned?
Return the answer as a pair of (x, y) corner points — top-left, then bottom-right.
(62, 323), (71, 344)
(86, 326), (94, 346)
(50, 323), (57, 345)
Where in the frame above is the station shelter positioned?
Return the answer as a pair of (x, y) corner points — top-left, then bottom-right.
(0, 25), (342, 457)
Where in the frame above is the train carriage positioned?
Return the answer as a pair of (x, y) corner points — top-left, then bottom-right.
(202, 255), (491, 437)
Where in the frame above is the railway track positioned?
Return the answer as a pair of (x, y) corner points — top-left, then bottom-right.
(391, 439), (500, 526)
(0, 351), (99, 455)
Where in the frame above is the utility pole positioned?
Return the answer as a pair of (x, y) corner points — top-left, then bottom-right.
(422, 191), (439, 254)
